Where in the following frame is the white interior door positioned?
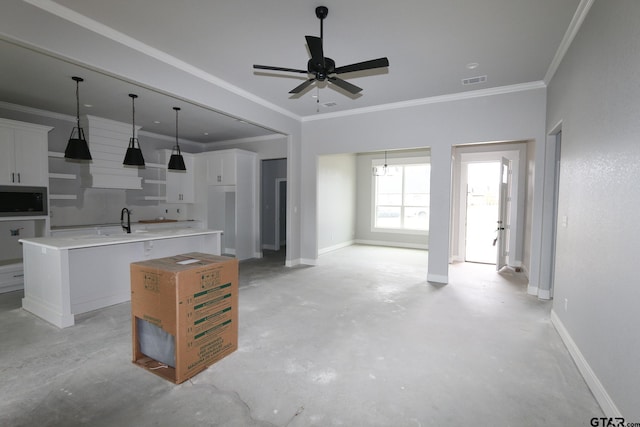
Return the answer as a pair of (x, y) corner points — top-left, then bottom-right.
(496, 157), (512, 270)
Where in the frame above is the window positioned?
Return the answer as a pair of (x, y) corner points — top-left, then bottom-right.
(373, 159), (430, 232)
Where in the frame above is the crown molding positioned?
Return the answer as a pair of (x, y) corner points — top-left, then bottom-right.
(22, 0), (301, 122)
(0, 100), (75, 122)
(0, 100), (205, 147)
(204, 133), (287, 147)
(301, 81), (546, 122)
(544, 0), (595, 84)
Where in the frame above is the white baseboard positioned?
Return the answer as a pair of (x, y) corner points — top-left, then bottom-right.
(286, 258), (317, 267)
(427, 273), (448, 284)
(537, 289), (551, 300)
(527, 282), (551, 300)
(354, 239), (428, 250)
(550, 310), (621, 417)
(318, 240), (354, 255)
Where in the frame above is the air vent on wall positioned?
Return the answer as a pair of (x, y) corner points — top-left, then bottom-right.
(462, 75), (487, 85)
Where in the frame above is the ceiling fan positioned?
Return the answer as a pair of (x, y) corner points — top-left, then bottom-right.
(253, 6), (389, 95)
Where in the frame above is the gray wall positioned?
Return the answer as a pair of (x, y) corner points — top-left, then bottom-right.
(302, 87), (548, 282)
(547, 0), (640, 418)
(317, 154), (357, 253)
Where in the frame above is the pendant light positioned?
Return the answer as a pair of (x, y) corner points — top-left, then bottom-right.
(64, 76), (92, 160)
(123, 94), (145, 166)
(168, 107), (186, 171)
(373, 151), (391, 176)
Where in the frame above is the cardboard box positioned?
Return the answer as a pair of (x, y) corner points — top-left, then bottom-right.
(130, 252), (238, 384)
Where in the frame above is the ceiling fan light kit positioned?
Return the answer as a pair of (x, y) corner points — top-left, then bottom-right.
(253, 6), (389, 96)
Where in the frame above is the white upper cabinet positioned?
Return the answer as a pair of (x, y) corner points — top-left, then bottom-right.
(165, 150), (195, 203)
(206, 150), (237, 186)
(0, 118), (52, 186)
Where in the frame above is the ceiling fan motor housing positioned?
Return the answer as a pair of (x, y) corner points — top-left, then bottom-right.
(308, 57), (335, 81)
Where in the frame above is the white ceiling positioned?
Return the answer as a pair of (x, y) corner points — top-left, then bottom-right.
(1, 0), (582, 143)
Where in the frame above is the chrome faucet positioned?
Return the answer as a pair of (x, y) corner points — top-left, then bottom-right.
(120, 208), (131, 234)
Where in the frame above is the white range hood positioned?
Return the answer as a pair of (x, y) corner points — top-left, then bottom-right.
(81, 115), (142, 190)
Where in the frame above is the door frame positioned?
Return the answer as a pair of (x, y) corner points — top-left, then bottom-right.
(452, 143), (526, 268)
(274, 178), (287, 251)
(496, 156), (512, 270)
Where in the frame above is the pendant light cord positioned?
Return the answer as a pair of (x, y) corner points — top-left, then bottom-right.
(174, 107), (181, 154)
(131, 96), (135, 136)
(75, 79), (81, 129)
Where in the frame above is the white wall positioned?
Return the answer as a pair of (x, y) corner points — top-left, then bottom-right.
(317, 154), (357, 254)
(302, 86), (547, 282)
(546, 0), (640, 418)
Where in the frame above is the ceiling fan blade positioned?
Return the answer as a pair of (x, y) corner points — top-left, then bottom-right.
(328, 77), (362, 94)
(305, 35), (324, 67)
(253, 64), (308, 74)
(334, 57), (390, 74)
(289, 78), (316, 94)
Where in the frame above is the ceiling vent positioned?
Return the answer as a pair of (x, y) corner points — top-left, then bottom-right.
(321, 101), (338, 108)
(462, 75), (487, 85)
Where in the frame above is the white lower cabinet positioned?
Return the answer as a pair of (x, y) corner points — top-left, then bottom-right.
(0, 262), (24, 293)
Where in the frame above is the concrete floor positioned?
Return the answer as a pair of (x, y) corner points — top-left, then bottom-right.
(0, 245), (602, 426)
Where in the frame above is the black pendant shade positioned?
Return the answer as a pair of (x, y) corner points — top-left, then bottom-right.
(168, 107), (186, 171)
(65, 76), (92, 160)
(123, 94), (145, 166)
(168, 149), (186, 171)
(123, 140), (145, 166)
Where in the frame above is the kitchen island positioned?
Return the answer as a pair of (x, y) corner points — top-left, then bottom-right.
(20, 228), (222, 328)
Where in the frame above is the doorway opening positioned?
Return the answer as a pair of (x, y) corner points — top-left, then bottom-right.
(452, 142), (526, 273)
(465, 162), (500, 264)
(260, 158), (287, 265)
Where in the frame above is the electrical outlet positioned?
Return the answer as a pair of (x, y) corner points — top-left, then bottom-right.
(564, 298), (568, 312)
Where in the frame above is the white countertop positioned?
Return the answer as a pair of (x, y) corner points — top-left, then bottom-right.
(20, 228), (222, 250)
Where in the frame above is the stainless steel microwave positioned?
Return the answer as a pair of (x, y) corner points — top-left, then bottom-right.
(0, 186), (48, 217)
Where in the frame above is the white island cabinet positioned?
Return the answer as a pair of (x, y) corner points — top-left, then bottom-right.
(20, 228), (222, 328)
